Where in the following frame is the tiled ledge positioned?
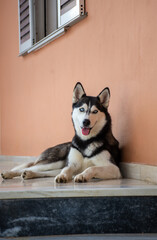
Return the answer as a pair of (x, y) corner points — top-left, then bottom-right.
(1, 158), (157, 199)
(1, 177), (157, 199)
(1, 159), (157, 237)
(120, 162), (157, 184)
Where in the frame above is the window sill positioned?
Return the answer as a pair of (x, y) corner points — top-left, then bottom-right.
(19, 13), (87, 56)
(20, 27), (65, 56)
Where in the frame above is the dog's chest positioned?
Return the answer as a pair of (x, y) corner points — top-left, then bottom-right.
(83, 142), (103, 157)
(69, 143), (111, 173)
(77, 142), (104, 171)
(81, 143), (111, 171)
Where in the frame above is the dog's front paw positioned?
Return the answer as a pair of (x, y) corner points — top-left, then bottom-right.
(74, 173), (88, 183)
(55, 174), (69, 183)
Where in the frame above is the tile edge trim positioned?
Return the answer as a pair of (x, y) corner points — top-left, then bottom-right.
(120, 162), (157, 184)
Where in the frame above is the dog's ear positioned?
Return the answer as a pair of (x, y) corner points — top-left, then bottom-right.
(97, 87), (110, 108)
(72, 82), (86, 104)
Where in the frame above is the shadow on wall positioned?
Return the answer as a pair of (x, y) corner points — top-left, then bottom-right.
(117, 86), (135, 165)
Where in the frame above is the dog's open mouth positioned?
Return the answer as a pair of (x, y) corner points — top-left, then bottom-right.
(81, 127), (91, 136)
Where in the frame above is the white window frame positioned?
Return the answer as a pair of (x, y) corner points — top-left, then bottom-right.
(18, 0), (87, 56)
(58, 0), (85, 28)
(18, 0), (34, 54)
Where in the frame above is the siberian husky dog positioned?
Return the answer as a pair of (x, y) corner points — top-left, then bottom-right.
(1, 82), (121, 183)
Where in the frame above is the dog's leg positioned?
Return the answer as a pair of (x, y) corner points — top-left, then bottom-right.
(20, 160), (65, 180)
(55, 166), (75, 183)
(21, 169), (62, 180)
(23, 160), (65, 172)
(1, 162), (35, 179)
(74, 164), (122, 182)
(55, 147), (83, 183)
(1, 171), (22, 179)
(12, 162), (35, 171)
(1, 160), (65, 180)
(21, 160), (65, 180)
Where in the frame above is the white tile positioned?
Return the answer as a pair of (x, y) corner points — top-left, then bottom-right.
(120, 163), (141, 180)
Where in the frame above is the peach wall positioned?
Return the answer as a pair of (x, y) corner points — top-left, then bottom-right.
(0, 0), (157, 166)
(0, 92), (2, 155)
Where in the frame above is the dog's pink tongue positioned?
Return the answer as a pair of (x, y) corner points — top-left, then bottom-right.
(82, 128), (90, 136)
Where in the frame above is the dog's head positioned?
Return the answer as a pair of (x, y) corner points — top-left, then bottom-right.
(72, 82), (111, 140)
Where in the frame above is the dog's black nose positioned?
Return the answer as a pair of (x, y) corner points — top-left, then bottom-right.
(83, 119), (90, 127)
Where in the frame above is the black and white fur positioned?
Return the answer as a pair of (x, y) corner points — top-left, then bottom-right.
(1, 83), (121, 182)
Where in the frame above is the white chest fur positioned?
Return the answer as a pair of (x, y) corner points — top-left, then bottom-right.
(83, 141), (103, 157)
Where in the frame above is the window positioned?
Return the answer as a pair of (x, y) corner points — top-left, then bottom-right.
(18, 0), (86, 56)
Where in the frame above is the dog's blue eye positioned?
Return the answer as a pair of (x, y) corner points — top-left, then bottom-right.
(92, 110), (98, 114)
(79, 108), (85, 112)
